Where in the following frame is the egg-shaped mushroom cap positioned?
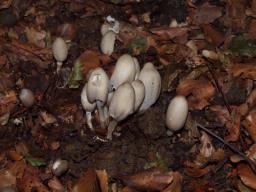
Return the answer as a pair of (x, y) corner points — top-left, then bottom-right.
(110, 54), (136, 90)
(138, 62), (161, 112)
(131, 80), (145, 111)
(86, 67), (109, 103)
(81, 84), (96, 112)
(109, 82), (135, 122)
(52, 37), (68, 62)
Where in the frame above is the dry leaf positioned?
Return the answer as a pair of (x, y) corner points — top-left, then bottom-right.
(39, 111), (57, 125)
(238, 163), (256, 190)
(25, 27), (46, 48)
(161, 172), (183, 192)
(199, 132), (215, 158)
(78, 50), (101, 76)
(242, 111), (256, 141)
(48, 177), (65, 192)
(72, 169), (100, 192)
(201, 24), (225, 46)
(0, 170), (16, 188)
(56, 23), (77, 41)
(190, 2), (222, 25)
(232, 64), (256, 80)
(121, 169), (173, 191)
(176, 79), (215, 110)
(8, 150), (23, 161)
(95, 170), (108, 192)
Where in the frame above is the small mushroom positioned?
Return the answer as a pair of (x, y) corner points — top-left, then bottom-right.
(86, 67), (109, 128)
(166, 95), (188, 132)
(52, 159), (69, 176)
(100, 22), (112, 36)
(110, 54), (136, 90)
(131, 80), (145, 111)
(107, 82), (135, 140)
(133, 57), (140, 80)
(81, 83), (96, 131)
(52, 37), (68, 73)
(19, 88), (35, 107)
(138, 62), (161, 113)
(100, 30), (116, 55)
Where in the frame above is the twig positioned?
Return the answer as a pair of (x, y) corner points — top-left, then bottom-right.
(205, 59), (232, 114)
(197, 123), (256, 173)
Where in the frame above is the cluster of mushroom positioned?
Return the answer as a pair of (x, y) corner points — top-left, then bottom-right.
(81, 54), (161, 140)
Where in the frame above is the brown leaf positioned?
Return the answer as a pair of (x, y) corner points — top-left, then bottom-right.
(248, 19), (256, 40)
(8, 150), (23, 161)
(72, 169), (100, 192)
(95, 170), (108, 192)
(184, 161), (211, 177)
(122, 186), (138, 192)
(201, 24), (225, 46)
(78, 50), (101, 76)
(226, 0), (246, 30)
(15, 142), (29, 157)
(55, 23), (77, 41)
(242, 111), (256, 141)
(232, 64), (256, 80)
(176, 79), (215, 110)
(0, 90), (17, 115)
(238, 163), (256, 189)
(121, 170), (173, 191)
(25, 27), (46, 48)
(0, 170), (16, 188)
(199, 132), (215, 158)
(150, 27), (188, 44)
(161, 172), (183, 192)
(48, 177), (65, 192)
(190, 2), (222, 25)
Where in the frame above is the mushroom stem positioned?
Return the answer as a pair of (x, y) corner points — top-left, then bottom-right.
(103, 106), (109, 125)
(56, 61), (63, 73)
(85, 111), (93, 131)
(107, 119), (118, 140)
(97, 101), (106, 128)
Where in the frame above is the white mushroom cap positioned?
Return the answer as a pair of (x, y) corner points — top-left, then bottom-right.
(110, 54), (136, 90)
(131, 80), (145, 111)
(19, 88), (35, 107)
(133, 57), (140, 80)
(86, 67), (109, 103)
(100, 31), (116, 55)
(109, 82), (135, 122)
(166, 95), (188, 131)
(138, 62), (161, 112)
(81, 84), (96, 112)
(101, 22), (112, 36)
(52, 37), (68, 62)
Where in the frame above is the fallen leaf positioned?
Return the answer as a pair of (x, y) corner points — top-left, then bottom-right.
(95, 170), (108, 192)
(184, 161), (212, 177)
(190, 2), (222, 25)
(78, 50), (101, 75)
(161, 172), (182, 192)
(121, 169), (173, 191)
(248, 19), (256, 40)
(0, 170), (16, 188)
(232, 64), (256, 80)
(25, 27), (46, 48)
(242, 111), (256, 141)
(228, 36), (256, 57)
(72, 169), (100, 192)
(238, 163), (256, 190)
(48, 177), (65, 192)
(201, 24), (225, 46)
(8, 150), (23, 161)
(39, 111), (57, 125)
(55, 23), (77, 41)
(199, 132), (215, 158)
(176, 79), (215, 110)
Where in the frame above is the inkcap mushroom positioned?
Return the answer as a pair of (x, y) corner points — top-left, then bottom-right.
(138, 62), (161, 113)
(166, 95), (188, 132)
(100, 30), (116, 55)
(110, 54), (136, 90)
(19, 88), (35, 107)
(131, 80), (145, 111)
(86, 67), (109, 128)
(107, 82), (135, 140)
(81, 83), (96, 131)
(52, 37), (68, 73)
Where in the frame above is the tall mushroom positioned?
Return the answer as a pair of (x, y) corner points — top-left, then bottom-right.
(110, 54), (136, 91)
(107, 82), (135, 140)
(131, 80), (145, 112)
(81, 83), (96, 131)
(138, 62), (161, 113)
(86, 67), (109, 128)
(52, 37), (68, 73)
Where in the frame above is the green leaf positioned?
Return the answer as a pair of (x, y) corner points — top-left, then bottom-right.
(228, 36), (256, 57)
(144, 152), (168, 170)
(25, 155), (46, 167)
(68, 60), (84, 88)
(127, 36), (147, 55)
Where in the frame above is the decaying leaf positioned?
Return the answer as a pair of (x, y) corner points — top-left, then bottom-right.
(199, 132), (215, 158)
(232, 64), (256, 80)
(238, 163), (256, 190)
(176, 79), (215, 110)
(161, 172), (183, 192)
(190, 2), (222, 25)
(68, 60), (84, 89)
(78, 50), (101, 75)
(72, 169), (100, 192)
(48, 177), (65, 192)
(25, 27), (46, 48)
(95, 170), (108, 192)
(242, 111), (256, 141)
(121, 169), (174, 191)
(228, 36), (256, 57)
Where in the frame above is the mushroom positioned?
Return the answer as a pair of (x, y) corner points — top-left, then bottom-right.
(52, 159), (69, 176)
(107, 82), (135, 140)
(110, 54), (136, 90)
(52, 37), (68, 73)
(100, 22), (112, 36)
(19, 88), (35, 107)
(81, 83), (96, 131)
(133, 57), (140, 80)
(100, 30), (116, 55)
(138, 62), (161, 113)
(131, 80), (145, 111)
(86, 67), (109, 128)
(166, 95), (188, 132)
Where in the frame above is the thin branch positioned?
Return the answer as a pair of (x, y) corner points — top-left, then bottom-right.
(197, 123), (256, 173)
